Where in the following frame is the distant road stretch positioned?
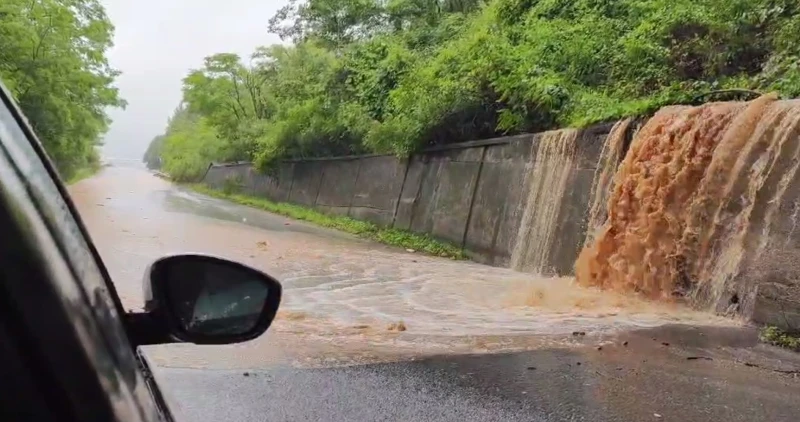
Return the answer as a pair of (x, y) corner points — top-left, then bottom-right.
(103, 157), (146, 169)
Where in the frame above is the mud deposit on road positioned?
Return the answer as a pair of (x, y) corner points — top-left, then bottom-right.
(71, 167), (735, 369)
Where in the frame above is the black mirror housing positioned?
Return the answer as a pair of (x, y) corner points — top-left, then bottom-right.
(138, 254), (281, 345)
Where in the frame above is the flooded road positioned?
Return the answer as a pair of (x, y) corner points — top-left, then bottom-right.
(71, 166), (734, 369)
(69, 166), (800, 422)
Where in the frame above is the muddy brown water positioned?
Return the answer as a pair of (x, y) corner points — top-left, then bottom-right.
(578, 97), (800, 310)
(70, 166), (733, 369)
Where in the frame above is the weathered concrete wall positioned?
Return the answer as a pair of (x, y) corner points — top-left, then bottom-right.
(418, 148), (484, 246)
(463, 136), (533, 265)
(350, 156), (407, 226)
(393, 156), (425, 231)
(202, 128), (612, 273)
(549, 124), (613, 275)
(315, 159), (359, 216)
(204, 162), (250, 190)
(732, 172), (800, 331)
(288, 162), (324, 206)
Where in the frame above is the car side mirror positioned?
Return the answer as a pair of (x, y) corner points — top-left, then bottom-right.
(127, 254), (281, 346)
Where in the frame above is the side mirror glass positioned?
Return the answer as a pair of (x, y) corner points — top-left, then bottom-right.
(144, 254), (281, 344)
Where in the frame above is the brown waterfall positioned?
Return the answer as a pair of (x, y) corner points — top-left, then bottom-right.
(576, 95), (800, 306)
(511, 129), (577, 274)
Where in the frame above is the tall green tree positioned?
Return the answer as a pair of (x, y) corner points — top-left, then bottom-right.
(182, 53), (271, 161)
(0, 0), (124, 178)
(269, 0), (385, 49)
(151, 105), (224, 182)
(143, 135), (165, 170)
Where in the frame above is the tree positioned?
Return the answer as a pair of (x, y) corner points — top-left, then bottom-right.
(269, 0), (384, 49)
(143, 135), (165, 170)
(0, 0), (124, 178)
(182, 53), (271, 161)
(152, 105), (224, 182)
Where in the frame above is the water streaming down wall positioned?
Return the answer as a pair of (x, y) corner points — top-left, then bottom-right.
(510, 129), (578, 274)
(576, 96), (800, 323)
(584, 118), (637, 247)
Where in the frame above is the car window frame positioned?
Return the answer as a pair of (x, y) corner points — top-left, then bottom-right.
(0, 80), (164, 421)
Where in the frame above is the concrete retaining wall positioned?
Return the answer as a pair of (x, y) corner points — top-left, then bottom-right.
(200, 123), (800, 331)
(203, 126), (612, 268)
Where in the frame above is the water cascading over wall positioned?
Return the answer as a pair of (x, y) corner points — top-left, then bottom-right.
(576, 95), (800, 323)
(510, 129), (578, 274)
(584, 118), (638, 247)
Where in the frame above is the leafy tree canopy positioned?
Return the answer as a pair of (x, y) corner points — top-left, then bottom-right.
(1, 0), (124, 179)
(148, 0), (800, 177)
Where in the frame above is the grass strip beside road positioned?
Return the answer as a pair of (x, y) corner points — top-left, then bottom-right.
(760, 326), (800, 352)
(189, 184), (466, 260)
(66, 163), (101, 185)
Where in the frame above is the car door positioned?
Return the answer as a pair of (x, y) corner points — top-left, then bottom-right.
(0, 81), (164, 421)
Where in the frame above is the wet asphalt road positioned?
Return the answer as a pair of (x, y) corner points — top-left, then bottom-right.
(72, 164), (800, 421)
(155, 325), (800, 422)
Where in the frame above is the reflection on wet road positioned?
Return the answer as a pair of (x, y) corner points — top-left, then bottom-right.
(71, 166), (735, 369)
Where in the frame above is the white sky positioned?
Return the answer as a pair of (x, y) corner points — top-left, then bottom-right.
(100, 0), (284, 160)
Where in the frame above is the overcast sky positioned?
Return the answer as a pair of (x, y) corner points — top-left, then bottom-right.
(100, 0), (284, 160)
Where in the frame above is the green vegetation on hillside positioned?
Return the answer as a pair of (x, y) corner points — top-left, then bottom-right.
(191, 184), (466, 259)
(66, 162), (101, 185)
(760, 326), (800, 352)
(1, 0), (124, 180)
(144, 0), (800, 180)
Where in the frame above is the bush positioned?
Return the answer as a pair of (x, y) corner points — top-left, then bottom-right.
(760, 326), (800, 351)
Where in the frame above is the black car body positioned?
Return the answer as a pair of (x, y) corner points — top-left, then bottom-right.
(0, 81), (279, 421)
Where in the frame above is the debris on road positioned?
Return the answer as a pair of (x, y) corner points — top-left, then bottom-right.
(388, 321), (407, 332)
